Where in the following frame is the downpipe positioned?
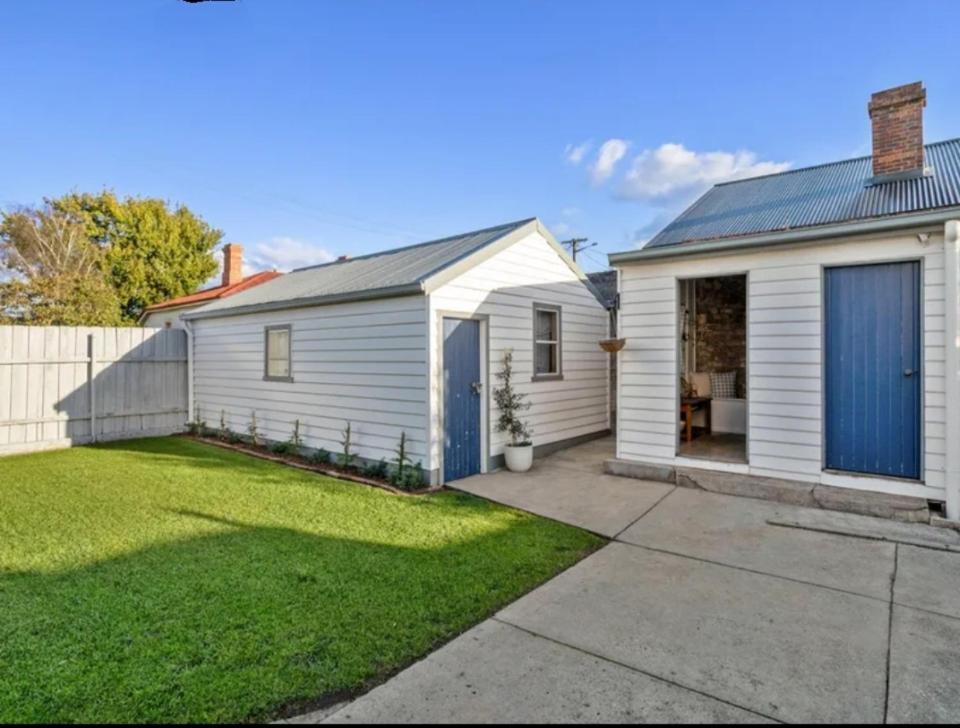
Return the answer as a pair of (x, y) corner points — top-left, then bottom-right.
(944, 220), (960, 520)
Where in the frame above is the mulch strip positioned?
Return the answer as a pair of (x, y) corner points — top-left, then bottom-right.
(181, 435), (442, 497)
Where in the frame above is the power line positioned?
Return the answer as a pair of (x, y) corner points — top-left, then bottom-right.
(582, 248), (608, 268)
(560, 237), (597, 262)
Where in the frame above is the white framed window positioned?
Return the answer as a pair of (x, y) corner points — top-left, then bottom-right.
(264, 325), (292, 381)
(533, 303), (562, 380)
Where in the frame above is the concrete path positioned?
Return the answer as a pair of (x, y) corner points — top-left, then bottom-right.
(320, 437), (960, 724)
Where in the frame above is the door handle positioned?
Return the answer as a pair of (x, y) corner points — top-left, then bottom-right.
(470, 382), (483, 395)
(904, 369), (915, 377)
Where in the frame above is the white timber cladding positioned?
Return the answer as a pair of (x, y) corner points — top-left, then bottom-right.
(141, 306), (199, 329)
(617, 228), (947, 501)
(428, 231), (609, 467)
(191, 295), (430, 466)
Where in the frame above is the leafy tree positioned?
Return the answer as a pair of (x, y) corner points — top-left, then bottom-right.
(52, 191), (222, 321)
(0, 206), (121, 325)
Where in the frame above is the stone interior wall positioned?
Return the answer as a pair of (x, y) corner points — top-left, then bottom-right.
(694, 275), (746, 397)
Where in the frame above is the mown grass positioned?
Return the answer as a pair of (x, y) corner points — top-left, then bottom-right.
(0, 437), (602, 723)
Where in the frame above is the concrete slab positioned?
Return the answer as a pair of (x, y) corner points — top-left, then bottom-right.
(617, 487), (896, 599)
(276, 703), (350, 724)
(453, 465), (673, 538)
(768, 509), (960, 551)
(887, 606), (960, 724)
(539, 436), (615, 475)
(895, 545), (960, 619)
(497, 543), (889, 723)
(323, 620), (771, 724)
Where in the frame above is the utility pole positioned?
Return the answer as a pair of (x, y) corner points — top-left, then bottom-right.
(561, 237), (596, 262)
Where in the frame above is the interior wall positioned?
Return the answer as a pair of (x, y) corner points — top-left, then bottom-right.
(694, 275), (747, 397)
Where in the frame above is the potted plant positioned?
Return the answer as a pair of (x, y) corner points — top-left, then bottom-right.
(493, 350), (533, 472)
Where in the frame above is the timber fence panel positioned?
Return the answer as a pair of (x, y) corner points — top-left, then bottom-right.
(0, 326), (188, 455)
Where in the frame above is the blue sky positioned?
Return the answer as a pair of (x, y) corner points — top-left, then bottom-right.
(2, 0), (958, 274)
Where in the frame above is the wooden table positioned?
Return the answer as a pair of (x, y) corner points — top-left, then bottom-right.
(681, 397), (712, 443)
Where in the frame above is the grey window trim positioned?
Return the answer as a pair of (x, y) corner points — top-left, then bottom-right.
(264, 324), (294, 382)
(532, 302), (563, 381)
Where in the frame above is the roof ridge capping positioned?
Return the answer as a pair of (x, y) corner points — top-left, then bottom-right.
(291, 217), (537, 273)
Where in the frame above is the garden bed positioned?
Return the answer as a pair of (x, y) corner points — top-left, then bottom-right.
(183, 434), (440, 496)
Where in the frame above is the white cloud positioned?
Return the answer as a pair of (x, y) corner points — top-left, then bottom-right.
(619, 143), (791, 200)
(243, 237), (336, 274)
(202, 238), (337, 288)
(564, 141), (592, 165)
(551, 221), (572, 236)
(560, 206), (581, 218)
(589, 139), (629, 185)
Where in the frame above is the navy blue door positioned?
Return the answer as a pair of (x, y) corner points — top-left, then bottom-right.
(443, 318), (481, 481)
(825, 262), (921, 479)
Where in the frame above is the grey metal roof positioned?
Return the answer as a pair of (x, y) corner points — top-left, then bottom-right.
(586, 270), (617, 308)
(643, 138), (960, 251)
(184, 218), (537, 318)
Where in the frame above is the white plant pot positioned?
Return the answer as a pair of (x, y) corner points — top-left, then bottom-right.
(504, 443), (533, 473)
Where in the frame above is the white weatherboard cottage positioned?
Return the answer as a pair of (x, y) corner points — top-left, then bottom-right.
(182, 218), (610, 485)
(609, 82), (960, 519)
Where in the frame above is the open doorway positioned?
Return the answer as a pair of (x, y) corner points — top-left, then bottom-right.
(678, 275), (747, 463)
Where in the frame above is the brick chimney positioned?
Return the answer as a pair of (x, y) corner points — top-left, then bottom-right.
(868, 82), (926, 179)
(222, 243), (243, 287)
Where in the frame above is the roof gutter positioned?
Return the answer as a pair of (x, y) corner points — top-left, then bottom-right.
(609, 207), (960, 265)
(180, 281), (425, 321)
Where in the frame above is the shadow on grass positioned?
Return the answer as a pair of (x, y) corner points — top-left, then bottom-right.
(0, 503), (600, 723)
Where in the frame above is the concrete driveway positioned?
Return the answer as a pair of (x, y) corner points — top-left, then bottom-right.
(320, 438), (960, 724)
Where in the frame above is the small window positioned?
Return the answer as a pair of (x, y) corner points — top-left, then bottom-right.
(264, 325), (292, 381)
(533, 304), (562, 379)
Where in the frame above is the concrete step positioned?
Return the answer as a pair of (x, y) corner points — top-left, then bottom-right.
(604, 457), (930, 524)
(767, 510), (960, 552)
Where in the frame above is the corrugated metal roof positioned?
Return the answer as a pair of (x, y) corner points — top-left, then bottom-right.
(186, 218), (535, 317)
(586, 270), (617, 308)
(644, 138), (960, 250)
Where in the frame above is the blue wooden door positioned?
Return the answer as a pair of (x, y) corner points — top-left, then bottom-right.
(825, 262), (921, 479)
(443, 318), (481, 481)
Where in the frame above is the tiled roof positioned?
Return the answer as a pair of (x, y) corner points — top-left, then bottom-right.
(143, 270), (282, 313)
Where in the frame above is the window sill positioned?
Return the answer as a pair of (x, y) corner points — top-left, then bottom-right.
(263, 376), (294, 383)
(531, 373), (563, 382)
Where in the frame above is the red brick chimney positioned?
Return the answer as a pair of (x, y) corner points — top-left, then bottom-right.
(222, 243), (243, 287)
(868, 82), (926, 178)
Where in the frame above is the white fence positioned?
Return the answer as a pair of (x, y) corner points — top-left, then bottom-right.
(0, 326), (188, 456)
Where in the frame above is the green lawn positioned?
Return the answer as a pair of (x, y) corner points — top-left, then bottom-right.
(0, 437), (602, 723)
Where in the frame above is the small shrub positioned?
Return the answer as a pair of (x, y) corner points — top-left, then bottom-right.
(392, 431), (411, 482)
(290, 419), (304, 450)
(393, 460), (425, 491)
(493, 350), (532, 446)
(186, 405), (206, 436)
(270, 440), (297, 456)
(268, 420), (304, 457)
(225, 430), (244, 445)
(309, 448), (331, 466)
(247, 411), (260, 447)
(363, 458), (389, 480)
(338, 421), (356, 470)
(219, 410), (228, 440)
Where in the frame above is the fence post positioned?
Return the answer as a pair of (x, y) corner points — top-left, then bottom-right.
(88, 333), (97, 443)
